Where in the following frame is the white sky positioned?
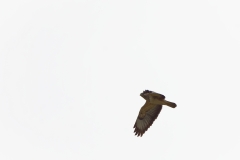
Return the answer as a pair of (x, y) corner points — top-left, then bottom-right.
(1, 0), (240, 160)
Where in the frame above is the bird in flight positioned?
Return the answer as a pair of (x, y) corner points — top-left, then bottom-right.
(133, 90), (177, 137)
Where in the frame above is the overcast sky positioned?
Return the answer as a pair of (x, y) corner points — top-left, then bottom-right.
(1, 1), (240, 160)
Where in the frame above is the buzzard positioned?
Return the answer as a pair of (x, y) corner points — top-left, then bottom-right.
(133, 90), (177, 137)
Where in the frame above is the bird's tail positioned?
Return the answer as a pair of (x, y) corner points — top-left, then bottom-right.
(164, 100), (177, 108)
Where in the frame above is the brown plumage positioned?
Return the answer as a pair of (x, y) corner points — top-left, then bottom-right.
(133, 90), (177, 137)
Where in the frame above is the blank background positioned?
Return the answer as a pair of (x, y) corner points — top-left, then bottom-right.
(1, 0), (240, 159)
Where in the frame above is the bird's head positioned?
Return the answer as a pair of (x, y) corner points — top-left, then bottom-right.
(140, 90), (152, 99)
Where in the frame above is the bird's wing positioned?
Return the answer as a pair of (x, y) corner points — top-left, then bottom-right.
(133, 105), (162, 137)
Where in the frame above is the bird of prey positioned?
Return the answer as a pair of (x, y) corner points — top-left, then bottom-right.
(133, 90), (177, 137)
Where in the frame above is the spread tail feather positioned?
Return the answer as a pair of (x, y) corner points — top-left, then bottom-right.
(164, 100), (177, 108)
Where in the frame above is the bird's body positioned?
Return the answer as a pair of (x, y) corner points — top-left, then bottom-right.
(133, 90), (177, 137)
